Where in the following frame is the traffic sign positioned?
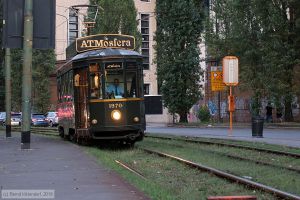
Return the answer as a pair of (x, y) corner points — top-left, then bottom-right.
(223, 56), (239, 86)
(210, 66), (225, 91)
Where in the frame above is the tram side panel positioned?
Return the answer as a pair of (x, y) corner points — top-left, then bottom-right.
(57, 68), (76, 136)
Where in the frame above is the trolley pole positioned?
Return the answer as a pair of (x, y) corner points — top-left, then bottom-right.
(5, 48), (11, 138)
(21, 0), (33, 149)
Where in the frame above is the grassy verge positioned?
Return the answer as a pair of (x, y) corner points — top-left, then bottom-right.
(85, 145), (276, 200)
(138, 138), (300, 195)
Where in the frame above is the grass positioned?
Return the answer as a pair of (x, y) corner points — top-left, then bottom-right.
(85, 145), (277, 200)
(138, 138), (300, 195)
(148, 135), (300, 171)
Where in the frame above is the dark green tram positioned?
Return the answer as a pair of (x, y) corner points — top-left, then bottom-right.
(57, 47), (145, 146)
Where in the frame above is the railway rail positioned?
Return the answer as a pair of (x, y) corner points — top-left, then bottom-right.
(140, 147), (300, 200)
(146, 135), (300, 158)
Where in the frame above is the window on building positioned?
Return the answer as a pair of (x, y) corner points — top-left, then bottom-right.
(141, 0), (150, 2)
(140, 14), (150, 70)
(144, 84), (150, 95)
(69, 9), (79, 45)
(157, 81), (161, 95)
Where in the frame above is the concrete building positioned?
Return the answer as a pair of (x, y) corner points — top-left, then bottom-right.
(53, 0), (173, 123)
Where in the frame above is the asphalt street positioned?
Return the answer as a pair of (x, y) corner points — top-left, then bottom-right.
(146, 124), (300, 148)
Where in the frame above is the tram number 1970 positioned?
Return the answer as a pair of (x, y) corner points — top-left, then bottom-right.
(108, 103), (124, 109)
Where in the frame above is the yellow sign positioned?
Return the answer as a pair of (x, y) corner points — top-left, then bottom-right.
(211, 71), (225, 91)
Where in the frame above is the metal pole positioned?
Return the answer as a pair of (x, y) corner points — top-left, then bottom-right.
(21, 0), (33, 149)
(229, 86), (233, 136)
(5, 48), (11, 138)
(218, 91), (221, 123)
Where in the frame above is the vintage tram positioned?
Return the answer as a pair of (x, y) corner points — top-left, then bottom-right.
(56, 34), (145, 146)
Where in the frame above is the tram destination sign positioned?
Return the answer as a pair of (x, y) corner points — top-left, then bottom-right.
(105, 62), (123, 70)
(76, 34), (135, 53)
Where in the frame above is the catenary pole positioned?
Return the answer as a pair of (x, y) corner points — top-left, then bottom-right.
(21, 0), (33, 149)
(5, 48), (11, 138)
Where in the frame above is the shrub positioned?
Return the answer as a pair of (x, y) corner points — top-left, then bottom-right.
(197, 105), (210, 122)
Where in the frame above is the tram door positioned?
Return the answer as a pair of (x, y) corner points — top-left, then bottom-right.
(74, 68), (89, 129)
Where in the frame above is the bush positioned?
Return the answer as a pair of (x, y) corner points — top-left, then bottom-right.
(197, 105), (210, 122)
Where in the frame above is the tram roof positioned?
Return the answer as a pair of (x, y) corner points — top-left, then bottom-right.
(72, 48), (142, 61)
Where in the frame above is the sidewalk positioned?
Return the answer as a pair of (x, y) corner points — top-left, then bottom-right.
(0, 132), (149, 200)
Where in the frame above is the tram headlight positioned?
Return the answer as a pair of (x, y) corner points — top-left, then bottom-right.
(91, 119), (98, 124)
(133, 117), (139, 122)
(111, 110), (121, 121)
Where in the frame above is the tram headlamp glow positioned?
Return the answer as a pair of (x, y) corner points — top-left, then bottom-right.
(111, 110), (121, 121)
(91, 119), (98, 124)
(133, 117), (139, 122)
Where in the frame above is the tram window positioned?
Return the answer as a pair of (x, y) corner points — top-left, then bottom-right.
(74, 74), (80, 87)
(144, 84), (150, 95)
(105, 70), (124, 99)
(126, 72), (138, 98)
(90, 72), (103, 99)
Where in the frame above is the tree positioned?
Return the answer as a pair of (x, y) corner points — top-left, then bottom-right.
(9, 49), (55, 113)
(10, 50), (23, 112)
(155, 0), (205, 122)
(32, 49), (56, 113)
(88, 0), (141, 49)
(205, 0), (300, 120)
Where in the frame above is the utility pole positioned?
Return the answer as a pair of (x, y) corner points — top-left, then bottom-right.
(5, 48), (11, 138)
(21, 0), (33, 149)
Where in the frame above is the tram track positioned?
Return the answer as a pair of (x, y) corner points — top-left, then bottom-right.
(146, 135), (300, 158)
(139, 147), (300, 200)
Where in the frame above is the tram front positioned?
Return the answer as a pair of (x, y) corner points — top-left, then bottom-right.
(86, 51), (145, 143)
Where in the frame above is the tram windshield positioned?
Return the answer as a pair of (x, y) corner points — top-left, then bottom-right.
(89, 62), (141, 99)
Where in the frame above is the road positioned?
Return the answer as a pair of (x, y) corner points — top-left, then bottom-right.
(146, 124), (300, 148)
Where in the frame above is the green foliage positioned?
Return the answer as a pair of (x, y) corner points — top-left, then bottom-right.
(155, 0), (205, 122)
(205, 0), (300, 120)
(89, 0), (141, 50)
(11, 49), (23, 112)
(32, 49), (56, 113)
(197, 105), (210, 122)
(10, 49), (56, 113)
